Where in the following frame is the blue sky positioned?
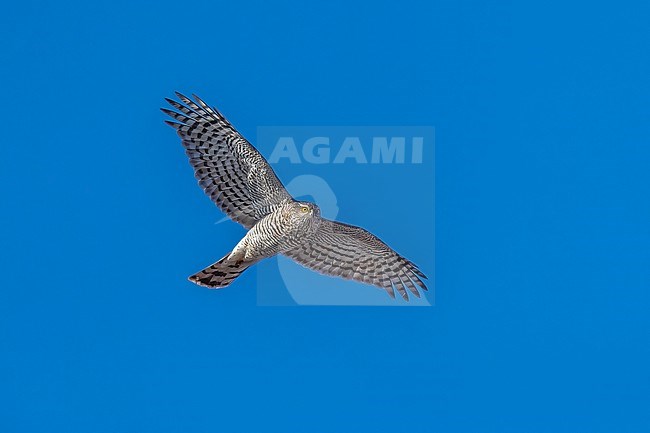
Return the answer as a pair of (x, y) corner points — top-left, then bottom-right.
(1, 1), (649, 432)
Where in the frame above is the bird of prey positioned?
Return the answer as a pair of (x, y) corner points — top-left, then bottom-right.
(162, 93), (428, 300)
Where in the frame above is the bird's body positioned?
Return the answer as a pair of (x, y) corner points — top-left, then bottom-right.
(233, 201), (322, 264)
(189, 200), (322, 288)
(162, 93), (428, 300)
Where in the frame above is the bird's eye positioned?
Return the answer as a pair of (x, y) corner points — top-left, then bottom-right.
(300, 206), (309, 213)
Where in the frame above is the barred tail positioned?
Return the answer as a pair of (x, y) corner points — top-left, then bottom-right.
(188, 254), (252, 288)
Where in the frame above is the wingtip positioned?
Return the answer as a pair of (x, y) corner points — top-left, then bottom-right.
(190, 92), (208, 105)
(160, 107), (177, 116)
(175, 91), (193, 105)
(405, 259), (428, 280)
(164, 119), (182, 128)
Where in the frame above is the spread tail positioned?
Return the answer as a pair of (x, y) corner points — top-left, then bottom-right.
(189, 254), (252, 288)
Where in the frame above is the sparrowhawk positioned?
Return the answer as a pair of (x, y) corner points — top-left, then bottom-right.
(162, 93), (428, 300)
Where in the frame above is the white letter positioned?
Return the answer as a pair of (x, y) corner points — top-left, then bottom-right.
(303, 137), (330, 164)
(268, 137), (301, 164)
(371, 137), (405, 163)
(333, 137), (367, 164)
(411, 136), (423, 163)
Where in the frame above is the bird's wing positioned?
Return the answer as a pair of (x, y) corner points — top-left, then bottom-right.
(162, 93), (293, 229)
(283, 219), (428, 300)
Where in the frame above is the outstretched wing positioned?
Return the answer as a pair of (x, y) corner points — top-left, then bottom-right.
(162, 93), (292, 229)
(283, 219), (428, 300)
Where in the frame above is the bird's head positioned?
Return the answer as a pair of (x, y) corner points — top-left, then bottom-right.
(284, 201), (321, 234)
(294, 201), (320, 219)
